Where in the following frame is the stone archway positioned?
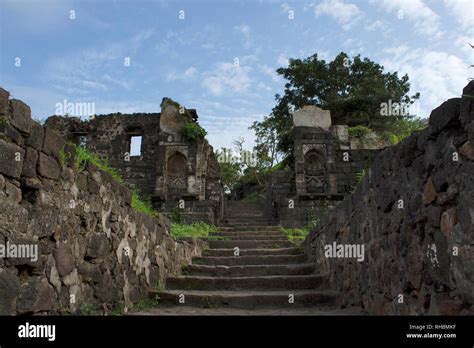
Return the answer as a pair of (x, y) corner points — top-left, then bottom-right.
(304, 149), (327, 193)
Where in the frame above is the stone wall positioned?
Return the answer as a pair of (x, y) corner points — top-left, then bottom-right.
(265, 111), (381, 228)
(45, 99), (224, 225)
(0, 88), (207, 315)
(303, 82), (474, 315)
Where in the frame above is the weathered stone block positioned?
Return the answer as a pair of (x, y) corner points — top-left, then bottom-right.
(293, 105), (331, 129)
(16, 277), (55, 314)
(85, 233), (111, 260)
(0, 269), (21, 315)
(422, 177), (437, 205)
(0, 139), (25, 179)
(37, 152), (60, 180)
(10, 99), (32, 134)
(440, 208), (458, 237)
(460, 81), (474, 127)
(42, 127), (65, 160)
(428, 98), (460, 134)
(3, 124), (24, 146)
(0, 87), (10, 115)
(459, 141), (474, 161)
(25, 121), (44, 149)
(53, 242), (75, 277)
(22, 147), (38, 178)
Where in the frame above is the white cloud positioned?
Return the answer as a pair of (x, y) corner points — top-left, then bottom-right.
(166, 66), (198, 82)
(314, 0), (363, 30)
(234, 24), (252, 49)
(365, 19), (385, 31)
(381, 47), (470, 118)
(277, 54), (289, 66)
(376, 0), (442, 37)
(259, 64), (281, 83)
(444, 0), (474, 30)
(201, 62), (252, 96)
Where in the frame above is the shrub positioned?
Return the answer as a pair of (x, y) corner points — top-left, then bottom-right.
(348, 125), (372, 139)
(182, 122), (207, 141)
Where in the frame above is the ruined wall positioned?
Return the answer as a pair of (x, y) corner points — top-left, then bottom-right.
(46, 99), (224, 225)
(0, 88), (206, 315)
(265, 117), (381, 228)
(303, 82), (474, 315)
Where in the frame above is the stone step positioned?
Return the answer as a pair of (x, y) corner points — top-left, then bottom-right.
(229, 226), (282, 231)
(221, 219), (270, 224)
(203, 247), (303, 257)
(219, 222), (271, 227)
(209, 235), (288, 241)
(208, 240), (293, 249)
(166, 274), (325, 291)
(152, 290), (338, 309)
(184, 263), (315, 277)
(192, 254), (307, 266)
(209, 232), (286, 238)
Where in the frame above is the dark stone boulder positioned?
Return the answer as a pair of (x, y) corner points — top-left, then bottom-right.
(16, 276), (56, 314)
(42, 127), (65, 161)
(21, 147), (38, 178)
(37, 152), (61, 180)
(85, 233), (111, 260)
(0, 269), (21, 315)
(53, 242), (75, 277)
(0, 140), (25, 179)
(428, 98), (461, 135)
(26, 121), (44, 150)
(10, 99), (32, 134)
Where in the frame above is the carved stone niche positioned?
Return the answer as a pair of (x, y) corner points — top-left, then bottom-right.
(302, 146), (328, 194)
(166, 150), (188, 199)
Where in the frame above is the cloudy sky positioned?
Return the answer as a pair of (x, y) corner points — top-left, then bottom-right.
(1, 0), (473, 150)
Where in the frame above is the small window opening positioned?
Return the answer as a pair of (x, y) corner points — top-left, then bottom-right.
(130, 136), (142, 157)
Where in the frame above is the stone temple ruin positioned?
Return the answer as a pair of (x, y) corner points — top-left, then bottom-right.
(46, 101), (386, 228)
(265, 105), (386, 227)
(46, 98), (224, 224)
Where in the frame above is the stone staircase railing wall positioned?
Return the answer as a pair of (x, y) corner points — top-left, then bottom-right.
(0, 88), (206, 315)
(303, 82), (474, 315)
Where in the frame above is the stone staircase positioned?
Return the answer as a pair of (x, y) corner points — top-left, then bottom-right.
(147, 201), (340, 313)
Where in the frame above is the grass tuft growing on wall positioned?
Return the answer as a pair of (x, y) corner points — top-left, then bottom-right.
(71, 144), (159, 218)
(170, 222), (217, 240)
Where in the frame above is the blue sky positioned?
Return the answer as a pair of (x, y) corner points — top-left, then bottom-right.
(1, 0), (473, 150)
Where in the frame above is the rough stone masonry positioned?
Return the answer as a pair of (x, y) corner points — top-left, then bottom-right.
(303, 82), (474, 315)
(0, 87), (207, 315)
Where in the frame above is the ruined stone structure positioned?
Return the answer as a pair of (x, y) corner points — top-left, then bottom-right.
(45, 99), (224, 224)
(0, 88), (209, 314)
(303, 82), (474, 314)
(265, 106), (383, 227)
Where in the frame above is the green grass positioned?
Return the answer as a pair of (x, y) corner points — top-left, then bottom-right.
(71, 144), (159, 219)
(79, 303), (100, 315)
(170, 222), (217, 240)
(131, 190), (159, 218)
(281, 227), (310, 245)
(74, 145), (123, 183)
(129, 296), (160, 311)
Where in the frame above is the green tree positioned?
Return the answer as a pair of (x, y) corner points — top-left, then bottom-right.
(255, 52), (420, 158)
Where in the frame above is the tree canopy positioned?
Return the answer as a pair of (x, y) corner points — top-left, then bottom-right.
(252, 52), (421, 159)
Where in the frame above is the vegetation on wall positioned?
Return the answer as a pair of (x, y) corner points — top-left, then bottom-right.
(170, 222), (217, 240)
(182, 122), (207, 141)
(60, 144), (160, 219)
